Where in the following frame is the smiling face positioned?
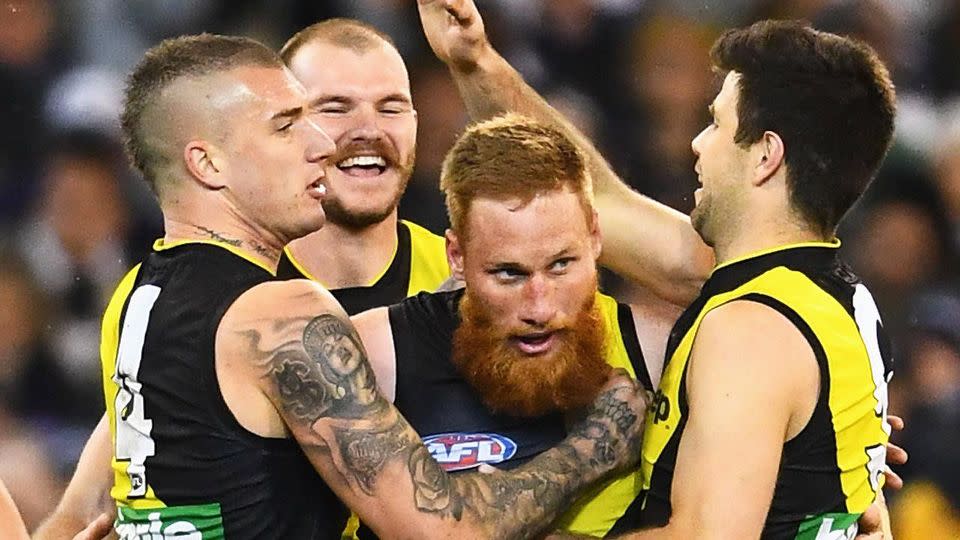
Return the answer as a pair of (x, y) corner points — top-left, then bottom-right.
(689, 71), (752, 247)
(286, 39), (417, 230)
(448, 188), (611, 416)
(215, 66), (335, 243)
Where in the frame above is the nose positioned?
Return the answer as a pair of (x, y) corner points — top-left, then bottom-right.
(691, 128), (706, 157)
(305, 118), (336, 164)
(347, 104), (384, 142)
(519, 275), (557, 328)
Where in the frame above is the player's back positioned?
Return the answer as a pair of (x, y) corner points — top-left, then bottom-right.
(101, 240), (348, 539)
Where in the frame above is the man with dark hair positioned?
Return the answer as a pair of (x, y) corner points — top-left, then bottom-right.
(419, 2), (897, 538)
(39, 32), (645, 540)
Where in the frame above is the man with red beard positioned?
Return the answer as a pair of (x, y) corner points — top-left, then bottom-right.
(350, 114), (678, 537)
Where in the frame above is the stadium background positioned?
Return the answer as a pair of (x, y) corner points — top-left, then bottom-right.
(0, 0), (957, 536)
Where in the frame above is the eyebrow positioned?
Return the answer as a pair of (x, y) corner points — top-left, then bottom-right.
(708, 103), (716, 117)
(271, 106), (303, 121)
(309, 95), (351, 107)
(378, 93), (412, 104)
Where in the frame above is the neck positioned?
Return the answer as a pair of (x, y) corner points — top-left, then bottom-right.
(712, 221), (828, 266)
(287, 212), (399, 288)
(163, 215), (284, 272)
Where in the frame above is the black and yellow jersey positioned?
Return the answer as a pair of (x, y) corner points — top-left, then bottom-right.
(100, 240), (349, 539)
(630, 242), (892, 539)
(388, 288), (653, 538)
(277, 220), (449, 315)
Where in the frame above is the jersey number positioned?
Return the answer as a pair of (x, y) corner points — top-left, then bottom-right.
(852, 284), (893, 492)
(112, 284), (162, 498)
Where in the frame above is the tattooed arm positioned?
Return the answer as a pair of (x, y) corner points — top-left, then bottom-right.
(219, 280), (647, 539)
(417, 0), (713, 306)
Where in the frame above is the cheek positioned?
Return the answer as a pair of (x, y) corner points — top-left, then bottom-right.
(470, 281), (518, 320)
(388, 120), (418, 152)
(563, 271), (597, 309)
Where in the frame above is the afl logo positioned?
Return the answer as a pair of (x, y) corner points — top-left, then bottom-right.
(423, 433), (518, 472)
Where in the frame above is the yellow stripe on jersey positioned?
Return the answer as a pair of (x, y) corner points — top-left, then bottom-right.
(153, 238), (276, 276)
(100, 264), (166, 510)
(641, 263), (886, 514)
(403, 220), (450, 295)
(282, 245), (320, 283)
(554, 292), (644, 537)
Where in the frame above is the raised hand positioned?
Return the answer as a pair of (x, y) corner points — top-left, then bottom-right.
(884, 414), (908, 490)
(417, 0), (488, 71)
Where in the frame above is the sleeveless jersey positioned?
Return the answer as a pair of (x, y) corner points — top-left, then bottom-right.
(277, 220), (449, 315)
(100, 240), (349, 539)
(630, 242), (892, 539)
(388, 288), (654, 537)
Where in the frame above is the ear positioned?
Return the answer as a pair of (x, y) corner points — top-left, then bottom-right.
(753, 130), (785, 187)
(445, 229), (465, 281)
(184, 140), (227, 190)
(589, 208), (602, 260)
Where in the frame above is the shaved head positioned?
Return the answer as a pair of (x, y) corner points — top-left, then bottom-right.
(121, 33), (283, 197)
(280, 18), (396, 62)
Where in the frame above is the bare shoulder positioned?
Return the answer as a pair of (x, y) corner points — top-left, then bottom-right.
(217, 278), (362, 398)
(225, 278), (344, 325)
(691, 299), (818, 395)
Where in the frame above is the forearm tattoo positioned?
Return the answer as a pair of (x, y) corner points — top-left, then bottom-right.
(242, 312), (642, 539)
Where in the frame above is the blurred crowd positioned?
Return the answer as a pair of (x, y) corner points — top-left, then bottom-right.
(0, 0), (957, 535)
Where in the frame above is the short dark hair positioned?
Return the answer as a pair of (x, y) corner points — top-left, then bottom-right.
(711, 20), (896, 235)
(120, 33), (282, 195)
(279, 18), (396, 64)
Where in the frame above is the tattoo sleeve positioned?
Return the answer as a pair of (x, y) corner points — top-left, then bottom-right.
(242, 312), (641, 539)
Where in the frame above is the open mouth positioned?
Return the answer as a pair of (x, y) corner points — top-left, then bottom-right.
(336, 155), (388, 177)
(513, 332), (557, 355)
(307, 178), (326, 199)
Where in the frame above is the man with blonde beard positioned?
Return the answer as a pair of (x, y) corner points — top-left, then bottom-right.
(277, 19), (451, 314)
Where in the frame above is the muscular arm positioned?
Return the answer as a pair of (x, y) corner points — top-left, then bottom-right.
(614, 301), (819, 539)
(417, 0), (713, 305)
(223, 280), (646, 539)
(33, 416), (115, 540)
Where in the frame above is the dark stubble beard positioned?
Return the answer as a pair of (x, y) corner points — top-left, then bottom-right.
(451, 287), (611, 418)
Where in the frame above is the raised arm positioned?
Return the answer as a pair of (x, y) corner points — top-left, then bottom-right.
(222, 280), (646, 539)
(417, 0), (713, 305)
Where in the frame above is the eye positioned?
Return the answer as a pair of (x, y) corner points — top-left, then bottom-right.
(549, 257), (576, 273)
(315, 104), (349, 115)
(489, 268), (524, 283)
(380, 102), (409, 115)
(277, 121), (294, 133)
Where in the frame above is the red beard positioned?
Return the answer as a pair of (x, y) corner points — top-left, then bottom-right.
(451, 289), (611, 418)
